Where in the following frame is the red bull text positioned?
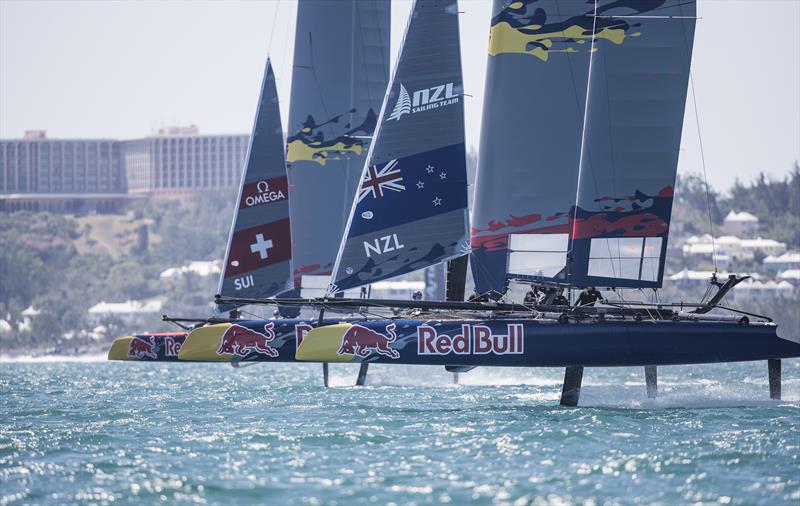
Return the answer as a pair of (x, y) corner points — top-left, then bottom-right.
(417, 324), (524, 356)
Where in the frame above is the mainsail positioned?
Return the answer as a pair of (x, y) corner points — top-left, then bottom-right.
(471, 0), (696, 293)
(570, 0), (696, 288)
(330, 0), (470, 292)
(470, 0), (595, 295)
(286, 0), (390, 290)
(218, 59), (292, 309)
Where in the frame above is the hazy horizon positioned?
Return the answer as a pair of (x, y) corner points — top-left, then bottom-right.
(1, 0), (798, 190)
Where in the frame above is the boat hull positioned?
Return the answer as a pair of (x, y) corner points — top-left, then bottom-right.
(107, 332), (187, 361)
(169, 318), (800, 366)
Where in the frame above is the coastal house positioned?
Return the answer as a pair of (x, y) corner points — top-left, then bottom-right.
(160, 260), (222, 279)
(777, 269), (800, 287)
(721, 211), (759, 237)
(682, 234), (786, 263)
(763, 251), (800, 273)
(87, 298), (163, 325)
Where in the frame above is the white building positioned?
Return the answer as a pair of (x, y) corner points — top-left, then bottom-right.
(160, 260), (221, 279)
(87, 298), (163, 324)
(777, 269), (800, 286)
(722, 210), (759, 237)
(683, 234), (786, 263)
(763, 252), (800, 273)
(731, 279), (795, 301)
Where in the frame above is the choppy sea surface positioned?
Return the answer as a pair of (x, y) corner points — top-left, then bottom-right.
(1, 357), (798, 505)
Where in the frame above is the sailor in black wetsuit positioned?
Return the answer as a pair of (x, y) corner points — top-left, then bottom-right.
(552, 288), (568, 306)
(575, 287), (603, 307)
(523, 285), (539, 305)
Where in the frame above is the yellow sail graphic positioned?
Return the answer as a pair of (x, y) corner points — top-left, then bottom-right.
(489, 22), (633, 61)
(286, 138), (363, 166)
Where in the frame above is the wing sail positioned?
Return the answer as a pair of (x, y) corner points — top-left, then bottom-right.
(470, 0), (595, 294)
(286, 0), (390, 291)
(330, 0), (470, 292)
(570, 0), (697, 288)
(218, 59), (292, 309)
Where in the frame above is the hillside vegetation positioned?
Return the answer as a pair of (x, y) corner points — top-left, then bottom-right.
(0, 165), (797, 349)
(0, 190), (235, 347)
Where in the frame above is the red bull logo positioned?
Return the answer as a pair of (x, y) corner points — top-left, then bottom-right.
(418, 324), (524, 356)
(217, 323), (279, 358)
(337, 323), (399, 359)
(128, 336), (157, 359)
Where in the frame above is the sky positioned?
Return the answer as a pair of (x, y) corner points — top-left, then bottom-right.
(1, 0), (798, 191)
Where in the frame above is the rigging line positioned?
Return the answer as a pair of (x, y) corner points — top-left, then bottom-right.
(266, 0), (281, 57)
(596, 18), (622, 280)
(678, 4), (717, 273)
(573, 1), (619, 281)
(689, 73), (717, 272)
(307, 33), (335, 140)
(590, 15), (698, 19)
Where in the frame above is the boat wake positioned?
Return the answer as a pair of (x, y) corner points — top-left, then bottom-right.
(321, 362), (800, 408)
(0, 352), (109, 364)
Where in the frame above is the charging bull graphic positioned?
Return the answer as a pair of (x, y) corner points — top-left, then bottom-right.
(128, 336), (157, 360)
(337, 323), (399, 359)
(217, 323), (279, 358)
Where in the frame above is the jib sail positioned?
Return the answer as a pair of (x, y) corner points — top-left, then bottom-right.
(470, 0), (595, 295)
(218, 59), (292, 309)
(286, 0), (390, 291)
(330, 0), (470, 292)
(570, 0), (696, 288)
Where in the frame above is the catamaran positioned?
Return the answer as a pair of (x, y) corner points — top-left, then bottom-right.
(111, 0), (800, 406)
(108, 0), (391, 364)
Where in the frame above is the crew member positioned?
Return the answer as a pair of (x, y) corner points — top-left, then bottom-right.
(575, 286), (603, 307)
(552, 288), (568, 306)
(523, 285), (540, 305)
(412, 290), (423, 301)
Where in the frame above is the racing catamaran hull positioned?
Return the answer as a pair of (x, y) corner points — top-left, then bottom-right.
(108, 332), (188, 362)
(175, 318), (800, 367)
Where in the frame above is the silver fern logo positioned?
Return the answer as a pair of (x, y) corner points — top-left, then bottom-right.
(387, 84), (411, 121)
(385, 82), (459, 122)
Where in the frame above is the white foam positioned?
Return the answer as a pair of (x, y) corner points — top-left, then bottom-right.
(0, 352), (108, 364)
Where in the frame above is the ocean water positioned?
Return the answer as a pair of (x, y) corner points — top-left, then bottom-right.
(1, 358), (798, 505)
